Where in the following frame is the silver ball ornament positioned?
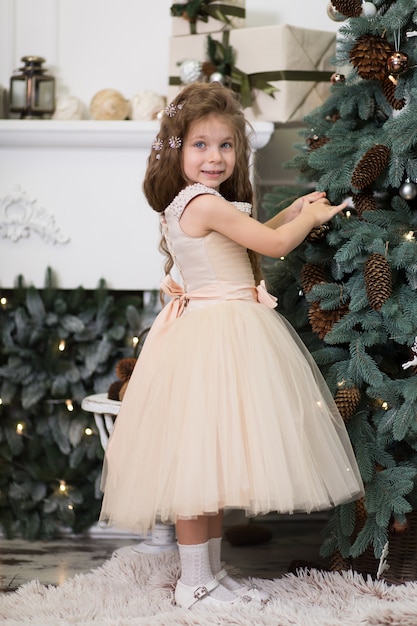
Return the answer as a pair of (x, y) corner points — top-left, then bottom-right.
(362, 2), (377, 17)
(326, 2), (346, 21)
(399, 180), (417, 201)
(179, 59), (203, 84)
(209, 72), (225, 84)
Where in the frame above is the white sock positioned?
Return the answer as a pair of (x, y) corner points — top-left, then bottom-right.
(178, 541), (236, 601)
(208, 536), (246, 592)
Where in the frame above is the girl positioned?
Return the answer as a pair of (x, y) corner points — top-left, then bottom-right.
(100, 82), (364, 611)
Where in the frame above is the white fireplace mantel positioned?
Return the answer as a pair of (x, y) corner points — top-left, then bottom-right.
(0, 119), (274, 150)
(0, 120), (274, 290)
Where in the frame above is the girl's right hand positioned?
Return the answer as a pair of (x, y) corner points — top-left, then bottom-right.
(301, 196), (347, 227)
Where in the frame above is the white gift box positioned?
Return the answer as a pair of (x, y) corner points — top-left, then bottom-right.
(171, 0), (245, 36)
(168, 24), (335, 123)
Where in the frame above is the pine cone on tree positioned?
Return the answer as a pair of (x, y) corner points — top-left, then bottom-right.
(335, 385), (361, 421)
(354, 497), (368, 537)
(351, 145), (390, 190)
(308, 301), (349, 339)
(300, 263), (327, 294)
(364, 252), (392, 311)
(349, 35), (394, 81)
(352, 189), (377, 218)
(381, 76), (406, 111)
(330, 550), (351, 572)
(331, 0), (362, 17)
(305, 223), (331, 243)
(307, 135), (329, 151)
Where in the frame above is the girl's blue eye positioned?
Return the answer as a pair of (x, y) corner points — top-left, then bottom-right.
(222, 142), (233, 149)
(194, 141), (205, 148)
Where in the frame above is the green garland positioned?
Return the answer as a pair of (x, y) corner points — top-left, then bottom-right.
(0, 269), (156, 539)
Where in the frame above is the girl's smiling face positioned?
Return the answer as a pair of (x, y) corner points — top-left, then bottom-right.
(182, 114), (236, 190)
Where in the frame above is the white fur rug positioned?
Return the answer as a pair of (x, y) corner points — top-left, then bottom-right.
(2, 546), (417, 626)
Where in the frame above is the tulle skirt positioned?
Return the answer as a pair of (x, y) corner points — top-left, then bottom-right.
(99, 299), (363, 534)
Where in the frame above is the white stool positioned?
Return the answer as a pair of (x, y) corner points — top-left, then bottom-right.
(81, 393), (177, 554)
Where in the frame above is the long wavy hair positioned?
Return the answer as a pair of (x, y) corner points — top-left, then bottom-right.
(143, 82), (262, 282)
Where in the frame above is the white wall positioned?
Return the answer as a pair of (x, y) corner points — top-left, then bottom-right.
(0, 0), (338, 109)
(0, 0), (340, 289)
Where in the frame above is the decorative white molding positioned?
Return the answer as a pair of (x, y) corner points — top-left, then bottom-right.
(0, 185), (70, 244)
(0, 119), (274, 150)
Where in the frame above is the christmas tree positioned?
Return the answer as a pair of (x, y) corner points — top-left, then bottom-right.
(263, 0), (417, 581)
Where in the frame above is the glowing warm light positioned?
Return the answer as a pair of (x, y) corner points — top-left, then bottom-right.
(132, 336), (139, 347)
(58, 339), (66, 351)
(65, 399), (74, 412)
(84, 427), (93, 436)
(280, 256), (285, 261)
(345, 211), (351, 218)
(381, 401), (389, 410)
(337, 379), (346, 387)
(68, 504), (74, 510)
(0, 297), (7, 306)
(405, 231), (415, 241)
(0, 397), (3, 405)
(59, 481), (67, 492)
(16, 422), (24, 434)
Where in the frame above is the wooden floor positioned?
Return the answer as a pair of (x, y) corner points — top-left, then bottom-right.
(0, 512), (331, 593)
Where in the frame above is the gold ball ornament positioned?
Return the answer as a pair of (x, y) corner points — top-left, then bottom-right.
(90, 89), (130, 120)
(387, 51), (409, 77)
(331, 73), (346, 84)
(326, 2), (347, 21)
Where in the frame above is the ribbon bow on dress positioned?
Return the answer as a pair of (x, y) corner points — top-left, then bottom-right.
(149, 275), (277, 336)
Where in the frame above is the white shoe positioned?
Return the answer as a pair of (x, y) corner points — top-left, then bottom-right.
(215, 567), (270, 604)
(175, 578), (253, 609)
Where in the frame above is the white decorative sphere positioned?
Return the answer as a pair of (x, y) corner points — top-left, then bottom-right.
(130, 91), (166, 120)
(362, 2), (377, 17)
(179, 59), (203, 84)
(52, 95), (83, 120)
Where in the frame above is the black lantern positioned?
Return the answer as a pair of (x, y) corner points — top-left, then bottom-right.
(9, 56), (55, 118)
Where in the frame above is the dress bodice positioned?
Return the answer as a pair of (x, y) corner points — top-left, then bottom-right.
(161, 184), (255, 297)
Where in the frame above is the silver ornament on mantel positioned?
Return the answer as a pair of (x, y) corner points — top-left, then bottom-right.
(326, 2), (346, 21)
(209, 72), (225, 84)
(399, 180), (417, 201)
(179, 59), (203, 84)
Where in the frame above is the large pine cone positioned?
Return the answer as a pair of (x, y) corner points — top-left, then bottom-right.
(382, 76), (406, 110)
(364, 253), (392, 311)
(351, 144), (390, 189)
(352, 189), (377, 217)
(301, 263), (327, 294)
(335, 385), (361, 421)
(354, 497), (368, 536)
(349, 35), (393, 81)
(331, 0), (362, 17)
(330, 550), (351, 572)
(308, 301), (349, 339)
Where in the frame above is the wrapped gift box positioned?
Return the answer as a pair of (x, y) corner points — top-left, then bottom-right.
(171, 0), (245, 36)
(168, 24), (335, 123)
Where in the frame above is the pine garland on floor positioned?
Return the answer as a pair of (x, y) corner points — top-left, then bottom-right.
(0, 269), (157, 539)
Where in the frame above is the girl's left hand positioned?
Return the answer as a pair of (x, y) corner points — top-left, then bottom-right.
(287, 191), (327, 221)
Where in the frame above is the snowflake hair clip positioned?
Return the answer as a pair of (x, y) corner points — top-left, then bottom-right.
(164, 102), (184, 117)
(152, 137), (164, 159)
(168, 136), (182, 149)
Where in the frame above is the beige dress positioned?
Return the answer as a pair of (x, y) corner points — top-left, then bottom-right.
(99, 183), (364, 533)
